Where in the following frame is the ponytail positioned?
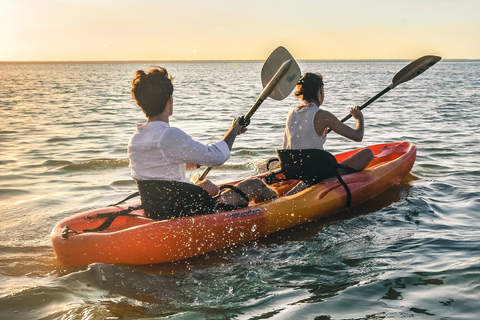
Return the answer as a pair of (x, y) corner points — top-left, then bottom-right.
(294, 73), (323, 105)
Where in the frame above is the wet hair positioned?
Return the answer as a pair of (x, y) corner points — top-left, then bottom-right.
(131, 66), (174, 118)
(294, 73), (324, 105)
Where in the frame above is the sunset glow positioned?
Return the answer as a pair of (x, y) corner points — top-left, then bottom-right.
(1, 0), (479, 61)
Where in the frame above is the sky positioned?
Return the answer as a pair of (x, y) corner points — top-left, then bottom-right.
(0, 0), (479, 62)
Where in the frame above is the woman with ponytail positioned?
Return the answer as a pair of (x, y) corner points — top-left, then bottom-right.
(283, 72), (374, 176)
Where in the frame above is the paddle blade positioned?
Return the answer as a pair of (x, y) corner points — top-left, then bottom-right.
(261, 46), (301, 101)
(390, 55), (442, 89)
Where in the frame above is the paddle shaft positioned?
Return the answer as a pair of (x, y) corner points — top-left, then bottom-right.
(327, 55), (441, 133)
(328, 86), (391, 132)
(241, 59), (293, 126)
(198, 59), (293, 181)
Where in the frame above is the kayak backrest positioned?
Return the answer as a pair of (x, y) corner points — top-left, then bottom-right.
(266, 149), (351, 207)
(276, 149), (339, 187)
(136, 180), (216, 219)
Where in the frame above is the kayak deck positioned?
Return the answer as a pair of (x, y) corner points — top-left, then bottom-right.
(51, 142), (416, 266)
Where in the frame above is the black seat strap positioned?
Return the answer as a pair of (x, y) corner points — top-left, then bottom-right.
(219, 184), (249, 203)
(108, 192), (140, 207)
(61, 204), (142, 238)
(333, 172), (352, 207)
(82, 205), (142, 233)
(337, 163), (359, 174)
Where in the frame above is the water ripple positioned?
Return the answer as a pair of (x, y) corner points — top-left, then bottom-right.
(1, 60), (480, 319)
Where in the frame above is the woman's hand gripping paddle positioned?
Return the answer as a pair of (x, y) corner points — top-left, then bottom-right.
(198, 46), (301, 181)
(328, 55), (442, 132)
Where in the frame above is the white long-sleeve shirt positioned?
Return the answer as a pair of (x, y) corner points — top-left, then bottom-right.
(128, 121), (230, 183)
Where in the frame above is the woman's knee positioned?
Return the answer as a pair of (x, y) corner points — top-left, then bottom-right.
(361, 148), (375, 165)
(340, 148), (374, 172)
(362, 148), (374, 159)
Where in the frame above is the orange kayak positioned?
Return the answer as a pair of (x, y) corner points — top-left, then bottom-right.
(51, 142), (416, 266)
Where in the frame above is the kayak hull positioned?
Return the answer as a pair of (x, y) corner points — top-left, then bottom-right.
(51, 142), (416, 266)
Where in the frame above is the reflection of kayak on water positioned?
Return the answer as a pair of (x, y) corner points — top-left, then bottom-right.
(51, 142), (416, 266)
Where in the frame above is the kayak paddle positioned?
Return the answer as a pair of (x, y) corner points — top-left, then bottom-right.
(198, 46), (301, 181)
(329, 55), (442, 132)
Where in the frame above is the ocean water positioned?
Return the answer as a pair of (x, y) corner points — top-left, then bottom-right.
(0, 59), (479, 319)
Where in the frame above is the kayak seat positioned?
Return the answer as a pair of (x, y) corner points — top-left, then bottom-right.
(137, 180), (217, 220)
(78, 180), (247, 234)
(264, 149), (352, 207)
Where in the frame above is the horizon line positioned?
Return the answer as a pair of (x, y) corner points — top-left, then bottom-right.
(1, 58), (478, 64)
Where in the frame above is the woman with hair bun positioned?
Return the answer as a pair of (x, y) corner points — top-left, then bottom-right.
(283, 72), (374, 176)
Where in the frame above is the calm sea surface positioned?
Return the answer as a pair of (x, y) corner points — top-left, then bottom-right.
(0, 59), (479, 319)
